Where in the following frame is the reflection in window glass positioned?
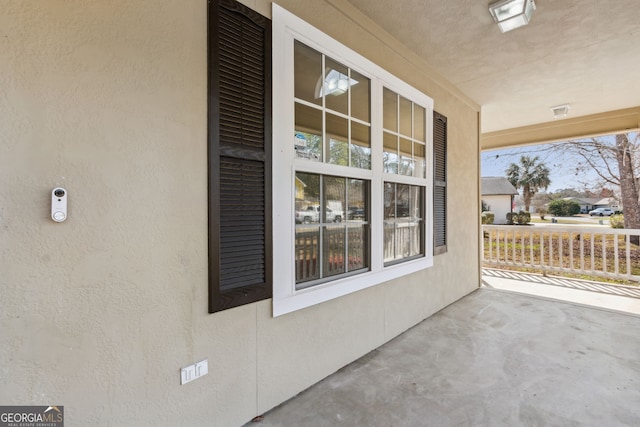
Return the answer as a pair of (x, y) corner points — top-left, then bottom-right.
(323, 225), (346, 278)
(382, 88), (428, 178)
(294, 41), (371, 170)
(399, 138), (413, 176)
(414, 104), (425, 142)
(383, 182), (396, 221)
(383, 182), (424, 264)
(347, 224), (367, 271)
(295, 172), (321, 224)
(408, 186), (422, 257)
(396, 184), (410, 218)
(414, 143), (426, 179)
(295, 103), (323, 161)
(295, 173), (370, 288)
(327, 113), (349, 166)
(399, 96), (412, 137)
(347, 179), (367, 221)
(325, 58), (349, 115)
(383, 87), (397, 131)
(323, 176), (346, 223)
(383, 132), (398, 174)
(294, 41), (322, 106)
(351, 122), (371, 169)
(351, 69), (370, 122)
(295, 225), (320, 282)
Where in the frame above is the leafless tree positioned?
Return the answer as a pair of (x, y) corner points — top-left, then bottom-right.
(551, 132), (639, 231)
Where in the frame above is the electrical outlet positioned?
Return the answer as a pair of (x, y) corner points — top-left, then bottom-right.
(195, 359), (208, 377)
(181, 359), (208, 385)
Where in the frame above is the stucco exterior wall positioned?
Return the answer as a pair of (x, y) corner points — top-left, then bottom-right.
(0, 1), (480, 426)
(483, 195), (513, 224)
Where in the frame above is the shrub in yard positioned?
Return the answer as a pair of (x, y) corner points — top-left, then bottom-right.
(481, 211), (494, 224)
(506, 212), (516, 225)
(548, 199), (580, 217)
(610, 214), (625, 229)
(516, 211), (531, 225)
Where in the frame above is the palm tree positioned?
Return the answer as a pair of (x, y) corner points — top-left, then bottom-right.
(506, 156), (551, 212)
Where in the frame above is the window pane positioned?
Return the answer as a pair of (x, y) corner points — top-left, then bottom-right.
(323, 176), (346, 223)
(327, 113), (348, 166)
(294, 41), (322, 106)
(384, 182), (396, 220)
(396, 184), (410, 218)
(347, 224), (367, 271)
(383, 183), (424, 264)
(295, 225), (320, 284)
(399, 137), (413, 176)
(396, 184), (411, 258)
(410, 185), (422, 220)
(295, 172), (321, 287)
(383, 87), (397, 131)
(351, 122), (371, 169)
(295, 174), (370, 287)
(347, 178), (367, 221)
(414, 104), (425, 142)
(324, 57), (349, 115)
(399, 96), (412, 137)
(408, 186), (423, 257)
(383, 132), (398, 174)
(414, 143), (426, 178)
(295, 172), (320, 224)
(323, 225), (346, 278)
(383, 183), (396, 262)
(295, 103), (322, 161)
(351, 70), (370, 122)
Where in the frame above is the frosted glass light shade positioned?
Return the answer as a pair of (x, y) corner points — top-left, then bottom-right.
(489, 0), (536, 33)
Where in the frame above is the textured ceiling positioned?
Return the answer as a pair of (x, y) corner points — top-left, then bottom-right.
(345, 0), (640, 134)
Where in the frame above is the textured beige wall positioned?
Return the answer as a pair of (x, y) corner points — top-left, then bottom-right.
(0, 1), (479, 426)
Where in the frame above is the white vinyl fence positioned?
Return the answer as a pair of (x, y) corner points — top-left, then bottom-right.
(482, 225), (640, 283)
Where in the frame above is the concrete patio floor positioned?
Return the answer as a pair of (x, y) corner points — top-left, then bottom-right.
(481, 268), (640, 316)
(248, 287), (640, 426)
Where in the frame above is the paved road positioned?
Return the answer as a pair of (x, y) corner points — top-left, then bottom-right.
(531, 215), (610, 227)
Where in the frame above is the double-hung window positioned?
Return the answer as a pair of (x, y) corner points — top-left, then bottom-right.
(382, 88), (427, 265)
(293, 41), (372, 289)
(273, 5), (433, 315)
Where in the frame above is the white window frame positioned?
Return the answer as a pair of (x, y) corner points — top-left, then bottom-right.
(272, 4), (433, 316)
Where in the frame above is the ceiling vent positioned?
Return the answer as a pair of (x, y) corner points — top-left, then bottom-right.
(550, 104), (570, 119)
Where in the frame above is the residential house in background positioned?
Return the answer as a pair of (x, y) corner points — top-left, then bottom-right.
(481, 177), (518, 224)
(594, 197), (622, 212)
(562, 197), (599, 214)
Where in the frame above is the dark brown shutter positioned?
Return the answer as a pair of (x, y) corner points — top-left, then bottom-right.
(208, 0), (272, 312)
(433, 111), (447, 255)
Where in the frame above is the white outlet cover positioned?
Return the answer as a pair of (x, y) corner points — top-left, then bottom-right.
(181, 359), (208, 385)
(196, 359), (208, 377)
(181, 365), (196, 385)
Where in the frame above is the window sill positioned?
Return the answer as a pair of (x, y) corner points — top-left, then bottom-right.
(273, 255), (433, 316)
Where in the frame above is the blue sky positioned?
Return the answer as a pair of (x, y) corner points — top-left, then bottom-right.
(481, 142), (601, 193)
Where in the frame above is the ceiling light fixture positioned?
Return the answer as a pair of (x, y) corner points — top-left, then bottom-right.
(315, 69), (358, 98)
(550, 104), (570, 119)
(489, 0), (536, 33)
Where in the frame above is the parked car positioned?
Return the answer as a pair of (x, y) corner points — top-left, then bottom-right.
(588, 207), (614, 216)
(347, 206), (365, 220)
(295, 205), (342, 224)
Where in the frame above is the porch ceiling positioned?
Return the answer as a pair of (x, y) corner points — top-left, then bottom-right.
(343, 0), (640, 146)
